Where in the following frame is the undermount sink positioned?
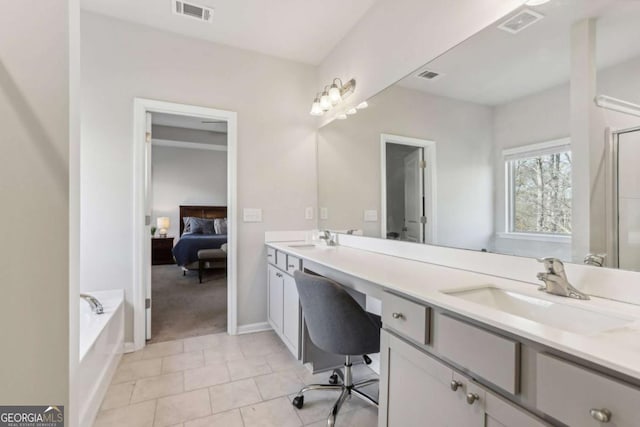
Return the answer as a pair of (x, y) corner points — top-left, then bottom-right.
(444, 286), (633, 335)
(288, 244), (316, 248)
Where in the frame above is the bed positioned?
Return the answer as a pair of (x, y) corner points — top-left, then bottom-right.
(172, 205), (228, 270)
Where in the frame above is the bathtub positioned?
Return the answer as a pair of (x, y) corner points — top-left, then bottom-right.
(78, 289), (124, 427)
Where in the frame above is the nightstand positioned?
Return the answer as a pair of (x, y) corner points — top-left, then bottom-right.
(151, 237), (175, 265)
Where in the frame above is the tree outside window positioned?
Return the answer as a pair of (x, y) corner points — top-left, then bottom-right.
(506, 140), (572, 235)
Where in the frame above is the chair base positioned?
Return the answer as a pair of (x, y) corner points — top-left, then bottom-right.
(292, 356), (378, 426)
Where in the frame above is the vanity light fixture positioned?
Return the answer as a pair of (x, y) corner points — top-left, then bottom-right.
(346, 107), (358, 115)
(356, 101), (369, 110)
(310, 94), (323, 116)
(309, 78), (356, 116)
(336, 113), (348, 120)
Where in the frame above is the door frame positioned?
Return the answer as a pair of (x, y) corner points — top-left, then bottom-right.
(380, 134), (437, 244)
(133, 98), (238, 350)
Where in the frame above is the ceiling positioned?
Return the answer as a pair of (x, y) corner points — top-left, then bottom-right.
(81, 0), (378, 65)
(152, 112), (228, 133)
(396, 0), (640, 106)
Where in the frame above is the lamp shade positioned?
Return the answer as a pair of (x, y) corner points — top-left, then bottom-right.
(157, 217), (170, 230)
(328, 84), (342, 104)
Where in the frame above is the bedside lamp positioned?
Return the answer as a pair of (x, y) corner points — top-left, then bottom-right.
(157, 217), (170, 238)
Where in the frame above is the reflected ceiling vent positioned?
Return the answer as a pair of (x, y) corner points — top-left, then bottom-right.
(417, 70), (441, 81)
(172, 0), (214, 23)
(497, 9), (544, 34)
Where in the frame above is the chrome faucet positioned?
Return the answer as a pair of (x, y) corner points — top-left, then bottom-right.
(536, 258), (590, 300)
(81, 293), (104, 314)
(584, 253), (606, 267)
(319, 230), (337, 246)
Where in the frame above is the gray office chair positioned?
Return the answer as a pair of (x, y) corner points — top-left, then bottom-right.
(292, 270), (380, 426)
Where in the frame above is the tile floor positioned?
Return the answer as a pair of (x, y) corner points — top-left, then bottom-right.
(93, 331), (379, 427)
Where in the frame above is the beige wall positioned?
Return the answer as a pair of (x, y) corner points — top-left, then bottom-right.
(318, 85), (495, 250)
(80, 12), (318, 340)
(0, 0), (73, 409)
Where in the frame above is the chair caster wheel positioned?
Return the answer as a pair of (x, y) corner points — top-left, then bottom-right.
(292, 395), (304, 409)
(363, 354), (372, 365)
(329, 374), (339, 385)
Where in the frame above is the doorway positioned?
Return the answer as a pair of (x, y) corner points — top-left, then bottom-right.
(380, 134), (436, 244)
(133, 99), (238, 350)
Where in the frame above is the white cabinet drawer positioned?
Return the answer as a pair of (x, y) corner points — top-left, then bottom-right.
(275, 250), (287, 271)
(435, 314), (520, 394)
(382, 292), (430, 345)
(537, 353), (640, 427)
(286, 255), (301, 275)
(266, 247), (276, 265)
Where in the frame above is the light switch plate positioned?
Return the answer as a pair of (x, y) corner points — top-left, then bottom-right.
(243, 208), (262, 222)
(364, 209), (378, 222)
(320, 207), (328, 220)
(305, 207), (314, 220)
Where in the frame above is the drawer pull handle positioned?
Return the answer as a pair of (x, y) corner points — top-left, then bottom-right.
(288, 264), (295, 268)
(590, 408), (611, 423)
(267, 254), (273, 257)
(391, 312), (404, 320)
(465, 393), (480, 405)
(450, 380), (462, 392)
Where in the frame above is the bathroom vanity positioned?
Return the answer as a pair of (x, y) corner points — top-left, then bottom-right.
(265, 236), (640, 427)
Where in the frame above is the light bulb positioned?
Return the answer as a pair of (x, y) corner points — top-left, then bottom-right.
(336, 114), (347, 120)
(356, 101), (369, 109)
(346, 108), (357, 115)
(329, 84), (342, 105)
(310, 98), (323, 116)
(320, 91), (332, 110)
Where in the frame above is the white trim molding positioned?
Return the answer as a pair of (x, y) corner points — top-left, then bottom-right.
(237, 322), (272, 335)
(133, 98), (239, 351)
(380, 133), (437, 244)
(496, 232), (571, 243)
(152, 138), (228, 152)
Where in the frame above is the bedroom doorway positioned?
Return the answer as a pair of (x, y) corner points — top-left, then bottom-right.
(134, 99), (238, 350)
(380, 134), (437, 244)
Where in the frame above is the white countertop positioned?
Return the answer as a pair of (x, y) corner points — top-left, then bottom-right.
(267, 241), (640, 381)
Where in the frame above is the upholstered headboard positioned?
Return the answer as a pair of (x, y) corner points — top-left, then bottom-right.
(179, 205), (227, 236)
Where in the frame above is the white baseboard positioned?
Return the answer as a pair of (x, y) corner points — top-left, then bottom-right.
(123, 341), (137, 353)
(237, 322), (272, 335)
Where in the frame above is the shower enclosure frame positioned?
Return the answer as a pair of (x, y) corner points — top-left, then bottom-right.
(606, 125), (640, 269)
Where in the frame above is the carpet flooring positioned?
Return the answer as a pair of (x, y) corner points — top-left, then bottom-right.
(149, 264), (227, 344)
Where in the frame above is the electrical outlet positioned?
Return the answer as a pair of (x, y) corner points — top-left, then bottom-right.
(305, 207), (313, 220)
(364, 209), (378, 222)
(243, 208), (262, 222)
(320, 207), (328, 220)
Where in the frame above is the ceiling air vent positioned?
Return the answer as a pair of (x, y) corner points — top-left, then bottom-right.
(417, 70), (441, 80)
(497, 9), (544, 34)
(172, 0), (214, 23)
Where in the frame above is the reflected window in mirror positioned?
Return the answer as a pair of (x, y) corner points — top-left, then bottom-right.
(504, 138), (571, 237)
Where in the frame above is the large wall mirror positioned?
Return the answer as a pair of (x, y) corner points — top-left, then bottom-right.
(318, 0), (640, 271)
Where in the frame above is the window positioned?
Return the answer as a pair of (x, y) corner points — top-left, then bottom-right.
(504, 138), (571, 236)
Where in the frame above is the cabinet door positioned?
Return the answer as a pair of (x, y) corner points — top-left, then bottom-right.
(379, 330), (483, 427)
(282, 274), (300, 357)
(483, 385), (550, 427)
(267, 265), (284, 332)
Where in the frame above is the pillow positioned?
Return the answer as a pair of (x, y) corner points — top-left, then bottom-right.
(190, 217), (216, 234)
(214, 218), (227, 235)
(182, 217), (194, 234)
